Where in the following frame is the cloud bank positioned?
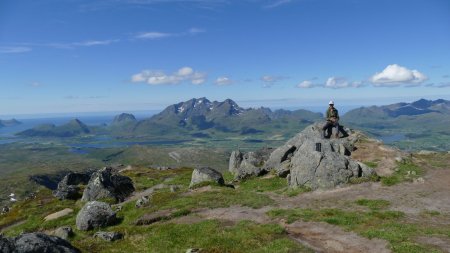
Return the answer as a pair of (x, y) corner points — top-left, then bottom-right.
(131, 67), (207, 85)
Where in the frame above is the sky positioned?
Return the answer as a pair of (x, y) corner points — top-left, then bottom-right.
(0, 0), (450, 116)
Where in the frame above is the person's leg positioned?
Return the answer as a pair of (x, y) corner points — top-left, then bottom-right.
(334, 122), (340, 138)
(322, 121), (332, 138)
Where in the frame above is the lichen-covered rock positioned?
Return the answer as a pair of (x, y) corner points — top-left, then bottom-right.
(76, 201), (116, 231)
(228, 147), (273, 180)
(93, 231), (123, 242)
(81, 167), (135, 203)
(266, 123), (376, 190)
(189, 167), (224, 188)
(13, 232), (80, 253)
(53, 172), (91, 200)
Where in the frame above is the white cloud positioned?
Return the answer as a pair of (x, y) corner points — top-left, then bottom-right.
(43, 39), (119, 49)
(135, 28), (205, 40)
(135, 32), (172, 40)
(296, 77), (363, 89)
(131, 67), (207, 85)
(325, 77), (362, 89)
(297, 80), (315, 88)
(370, 64), (427, 86)
(0, 46), (31, 54)
(215, 76), (233, 86)
(260, 75), (287, 87)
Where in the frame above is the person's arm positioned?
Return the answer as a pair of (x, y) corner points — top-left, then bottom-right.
(336, 109), (340, 120)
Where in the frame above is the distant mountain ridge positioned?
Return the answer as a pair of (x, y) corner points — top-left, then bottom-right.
(342, 98), (450, 151)
(0, 118), (21, 128)
(17, 119), (91, 137)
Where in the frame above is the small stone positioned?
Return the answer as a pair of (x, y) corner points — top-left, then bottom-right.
(135, 196), (150, 208)
(186, 248), (202, 253)
(53, 226), (74, 240)
(93, 231), (123, 242)
(414, 177), (425, 184)
(170, 185), (180, 192)
(1, 206), (10, 215)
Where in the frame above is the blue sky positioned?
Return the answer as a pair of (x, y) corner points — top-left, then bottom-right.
(1, 0), (450, 116)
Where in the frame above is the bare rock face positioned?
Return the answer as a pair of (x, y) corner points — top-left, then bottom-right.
(76, 201), (116, 231)
(189, 167), (224, 188)
(265, 123), (376, 190)
(228, 147), (273, 180)
(81, 167), (135, 203)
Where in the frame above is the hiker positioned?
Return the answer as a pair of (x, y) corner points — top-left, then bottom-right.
(323, 101), (339, 138)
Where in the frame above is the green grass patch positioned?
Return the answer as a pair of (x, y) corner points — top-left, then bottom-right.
(381, 161), (423, 186)
(364, 161), (379, 168)
(355, 199), (390, 210)
(238, 176), (288, 192)
(70, 220), (314, 253)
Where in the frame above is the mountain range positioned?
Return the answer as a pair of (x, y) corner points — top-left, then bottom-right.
(14, 98), (450, 150)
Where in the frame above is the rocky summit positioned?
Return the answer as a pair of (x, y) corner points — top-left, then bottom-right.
(264, 123), (376, 190)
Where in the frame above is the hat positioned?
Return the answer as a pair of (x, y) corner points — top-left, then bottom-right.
(329, 100), (334, 105)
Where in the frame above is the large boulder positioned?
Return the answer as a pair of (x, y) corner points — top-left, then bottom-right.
(53, 172), (91, 200)
(265, 123), (376, 190)
(0, 235), (14, 253)
(229, 147), (273, 180)
(81, 167), (134, 202)
(189, 167), (224, 188)
(10, 232), (80, 253)
(76, 201), (116, 231)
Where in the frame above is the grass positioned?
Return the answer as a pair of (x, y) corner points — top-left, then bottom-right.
(238, 175), (288, 192)
(381, 161), (423, 186)
(355, 199), (390, 210)
(267, 206), (450, 253)
(364, 161), (379, 168)
(71, 220), (313, 253)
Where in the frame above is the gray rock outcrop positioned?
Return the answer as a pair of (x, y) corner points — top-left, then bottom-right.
(189, 167), (224, 188)
(2, 232), (81, 253)
(81, 167), (135, 203)
(53, 172), (91, 200)
(229, 147), (273, 180)
(265, 123), (376, 190)
(76, 201), (116, 231)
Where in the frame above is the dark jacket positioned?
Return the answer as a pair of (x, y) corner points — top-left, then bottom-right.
(326, 107), (339, 121)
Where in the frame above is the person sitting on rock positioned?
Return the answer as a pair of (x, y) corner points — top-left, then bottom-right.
(323, 101), (339, 138)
